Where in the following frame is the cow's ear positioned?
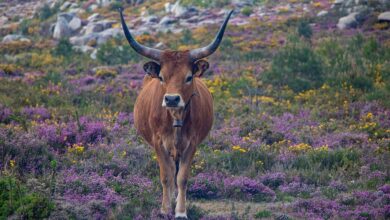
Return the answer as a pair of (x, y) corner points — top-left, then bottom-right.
(193, 59), (209, 77)
(143, 61), (160, 78)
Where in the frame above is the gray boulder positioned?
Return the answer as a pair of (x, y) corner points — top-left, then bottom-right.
(69, 33), (98, 46)
(142, 15), (159, 24)
(337, 12), (359, 29)
(60, 1), (71, 11)
(96, 28), (121, 45)
(58, 12), (76, 23)
(164, 2), (173, 13)
(378, 11), (390, 22)
(171, 1), (198, 18)
(72, 45), (95, 53)
(88, 4), (99, 11)
(0, 16), (8, 26)
(88, 13), (102, 22)
(317, 10), (328, 17)
(159, 16), (176, 26)
(2, 34), (30, 43)
(98, 0), (112, 7)
(84, 20), (115, 35)
(68, 17), (82, 32)
(53, 16), (71, 39)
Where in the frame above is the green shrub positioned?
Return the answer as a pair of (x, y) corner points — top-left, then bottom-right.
(181, 29), (195, 45)
(16, 193), (54, 219)
(37, 3), (60, 20)
(255, 209), (272, 219)
(18, 19), (32, 35)
(110, 1), (123, 11)
(241, 6), (253, 17)
(263, 35), (324, 92)
(0, 176), (54, 219)
(52, 38), (74, 58)
(297, 20), (312, 39)
(97, 38), (141, 65)
(181, 0), (230, 8)
(0, 176), (24, 218)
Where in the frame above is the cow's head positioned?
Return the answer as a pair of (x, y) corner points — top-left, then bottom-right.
(119, 9), (232, 117)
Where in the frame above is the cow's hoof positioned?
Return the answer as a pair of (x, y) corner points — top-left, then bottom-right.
(175, 212), (187, 219)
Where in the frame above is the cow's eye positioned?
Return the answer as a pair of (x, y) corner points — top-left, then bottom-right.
(158, 76), (164, 82)
(185, 76), (193, 83)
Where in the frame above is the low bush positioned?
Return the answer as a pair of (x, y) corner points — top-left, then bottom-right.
(263, 35), (324, 92)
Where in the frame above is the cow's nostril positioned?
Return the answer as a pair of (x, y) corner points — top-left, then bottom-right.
(174, 96), (180, 102)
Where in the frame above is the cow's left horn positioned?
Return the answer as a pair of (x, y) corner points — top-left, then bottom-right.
(119, 8), (162, 61)
(190, 10), (234, 61)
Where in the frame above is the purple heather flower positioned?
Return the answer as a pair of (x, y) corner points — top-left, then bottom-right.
(223, 176), (275, 202)
(0, 106), (12, 123)
(22, 106), (51, 121)
(260, 172), (286, 189)
(378, 184), (390, 194)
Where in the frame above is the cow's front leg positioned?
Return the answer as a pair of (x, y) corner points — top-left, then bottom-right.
(175, 144), (196, 218)
(156, 146), (175, 214)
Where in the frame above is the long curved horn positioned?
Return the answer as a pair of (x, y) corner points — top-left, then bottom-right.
(190, 10), (234, 61)
(119, 8), (162, 61)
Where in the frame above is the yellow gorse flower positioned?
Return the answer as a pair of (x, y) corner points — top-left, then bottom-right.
(232, 145), (248, 153)
(69, 143), (85, 154)
(10, 160), (15, 168)
(288, 143), (312, 154)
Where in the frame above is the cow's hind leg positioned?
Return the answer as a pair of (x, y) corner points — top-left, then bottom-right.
(156, 146), (176, 215)
(175, 144), (196, 219)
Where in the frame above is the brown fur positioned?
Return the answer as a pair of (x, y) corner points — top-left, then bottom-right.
(133, 51), (213, 215)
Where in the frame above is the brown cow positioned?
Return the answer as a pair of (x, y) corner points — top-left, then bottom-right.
(119, 8), (233, 218)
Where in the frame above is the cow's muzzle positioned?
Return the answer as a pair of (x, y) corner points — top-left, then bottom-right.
(162, 94), (185, 108)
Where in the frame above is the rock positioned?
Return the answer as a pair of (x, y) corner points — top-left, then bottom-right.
(98, 0), (112, 7)
(159, 16), (176, 26)
(72, 45), (95, 53)
(0, 16), (8, 26)
(136, 0), (144, 5)
(88, 13), (102, 22)
(334, 0), (345, 4)
(68, 8), (86, 14)
(378, 11), (390, 22)
(60, 1), (71, 11)
(70, 33), (98, 46)
(69, 3), (79, 9)
(317, 10), (328, 17)
(84, 23), (104, 34)
(53, 16), (71, 39)
(90, 49), (97, 59)
(232, 0), (253, 7)
(68, 17), (82, 32)
(88, 4), (98, 11)
(337, 12), (359, 29)
(58, 12), (75, 22)
(96, 28), (121, 45)
(154, 42), (167, 49)
(141, 15), (159, 24)
(2, 34), (30, 43)
(164, 2), (173, 13)
(84, 20), (115, 35)
(171, 1), (198, 18)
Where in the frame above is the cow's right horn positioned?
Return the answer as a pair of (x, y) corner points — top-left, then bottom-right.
(119, 8), (162, 61)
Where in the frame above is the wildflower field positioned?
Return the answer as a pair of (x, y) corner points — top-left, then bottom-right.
(0, 0), (390, 219)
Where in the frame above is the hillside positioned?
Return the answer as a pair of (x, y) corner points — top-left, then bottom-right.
(1, 0), (390, 219)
